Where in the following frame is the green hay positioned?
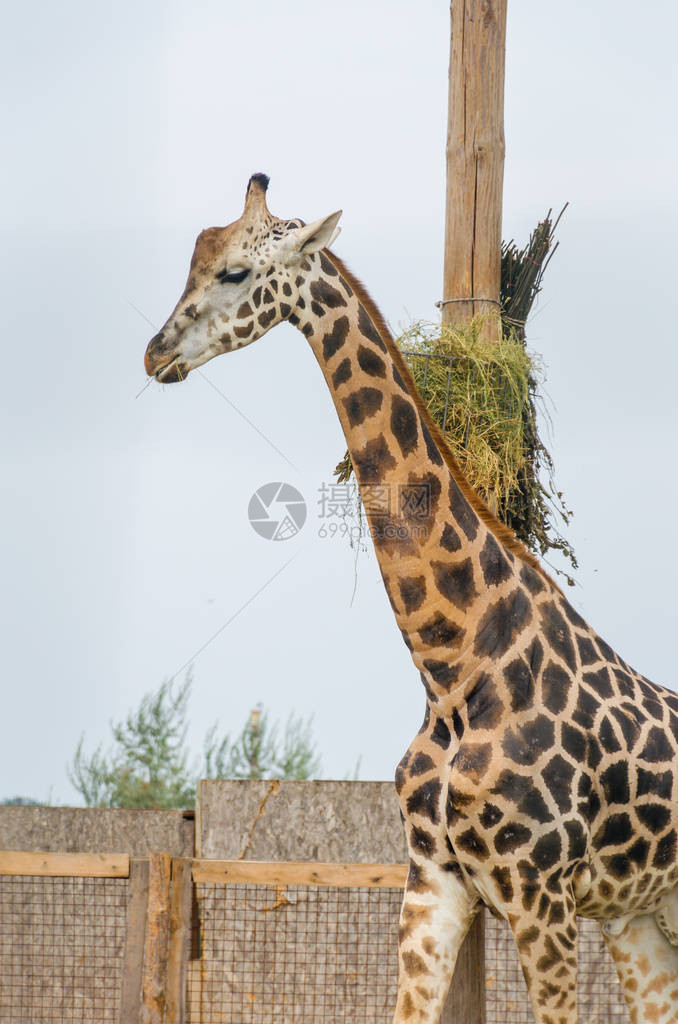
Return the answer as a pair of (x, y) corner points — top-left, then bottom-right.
(403, 320), (575, 580)
(401, 319), (530, 512)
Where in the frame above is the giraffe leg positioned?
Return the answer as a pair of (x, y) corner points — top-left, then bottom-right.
(393, 859), (477, 1023)
(504, 886), (579, 1024)
(603, 912), (678, 1024)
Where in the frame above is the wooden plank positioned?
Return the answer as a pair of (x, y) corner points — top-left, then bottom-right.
(140, 851), (172, 1024)
(441, 910), (486, 1024)
(192, 859), (408, 888)
(119, 858), (149, 1024)
(0, 850), (129, 878)
(443, 0), (507, 335)
(166, 857), (193, 1024)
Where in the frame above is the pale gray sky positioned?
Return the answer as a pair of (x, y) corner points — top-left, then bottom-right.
(1, 0), (676, 802)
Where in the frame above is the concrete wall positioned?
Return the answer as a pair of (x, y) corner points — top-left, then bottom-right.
(0, 783), (402, 862)
(196, 779), (407, 861)
(0, 805), (194, 856)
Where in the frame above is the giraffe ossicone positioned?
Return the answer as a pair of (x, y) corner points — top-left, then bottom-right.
(145, 175), (678, 1024)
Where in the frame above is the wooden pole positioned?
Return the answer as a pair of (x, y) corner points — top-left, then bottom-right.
(119, 858), (150, 1024)
(140, 851), (172, 1024)
(440, 2), (507, 1018)
(440, 911), (486, 1024)
(166, 858), (193, 1024)
(442, 0), (507, 336)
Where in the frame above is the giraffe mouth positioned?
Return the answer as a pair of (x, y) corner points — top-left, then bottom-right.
(155, 357), (190, 384)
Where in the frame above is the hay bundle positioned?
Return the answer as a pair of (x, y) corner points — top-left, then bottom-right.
(399, 321), (530, 514)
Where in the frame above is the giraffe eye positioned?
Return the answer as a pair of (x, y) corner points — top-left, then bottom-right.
(216, 267), (249, 285)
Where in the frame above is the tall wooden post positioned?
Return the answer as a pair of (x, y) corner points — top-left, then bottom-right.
(439, 1), (507, 1020)
(140, 851), (172, 1024)
(441, 913), (487, 1023)
(442, 0), (507, 335)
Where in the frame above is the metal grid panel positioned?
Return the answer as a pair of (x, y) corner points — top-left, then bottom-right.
(485, 915), (630, 1024)
(190, 882), (630, 1024)
(0, 874), (127, 1024)
(485, 915), (533, 1023)
(188, 882), (402, 1024)
(577, 917), (630, 1024)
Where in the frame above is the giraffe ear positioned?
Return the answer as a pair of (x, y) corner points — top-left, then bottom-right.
(291, 210), (342, 256)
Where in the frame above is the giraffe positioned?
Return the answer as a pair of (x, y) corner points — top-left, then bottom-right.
(144, 174), (678, 1024)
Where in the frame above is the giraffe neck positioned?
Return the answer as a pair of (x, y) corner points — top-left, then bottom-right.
(294, 250), (555, 714)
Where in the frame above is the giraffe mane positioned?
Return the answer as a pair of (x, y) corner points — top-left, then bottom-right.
(325, 248), (562, 596)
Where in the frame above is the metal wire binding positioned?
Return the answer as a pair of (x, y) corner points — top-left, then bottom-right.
(435, 297), (502, 309)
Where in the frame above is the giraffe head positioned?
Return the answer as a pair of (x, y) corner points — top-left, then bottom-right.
(144, 174), (341, 382)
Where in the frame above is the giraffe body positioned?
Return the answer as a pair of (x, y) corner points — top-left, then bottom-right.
(144, 175), (678, 1024)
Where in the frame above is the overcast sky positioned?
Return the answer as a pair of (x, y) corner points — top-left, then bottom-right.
(1, 0), (676, 802)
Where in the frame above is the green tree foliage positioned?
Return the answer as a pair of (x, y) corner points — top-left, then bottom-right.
(68, 674), (322, 809)
(69, 678), (196, 809)
(204, 707), (321, 781)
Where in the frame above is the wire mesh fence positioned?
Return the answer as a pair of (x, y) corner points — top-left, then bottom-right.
(0, 874), (128, 1024)
(188, 882), (402, 1024)
(187, 879), (630, 1024)
(484, 914), (630, 1024)
(0, 857), (631, 1024)
(577, 918), (630, 1024)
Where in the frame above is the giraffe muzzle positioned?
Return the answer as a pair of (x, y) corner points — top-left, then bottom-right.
(144, 332), (190, 383)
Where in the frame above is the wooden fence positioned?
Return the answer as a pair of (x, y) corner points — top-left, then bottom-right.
(0, 850), (628, 1024)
